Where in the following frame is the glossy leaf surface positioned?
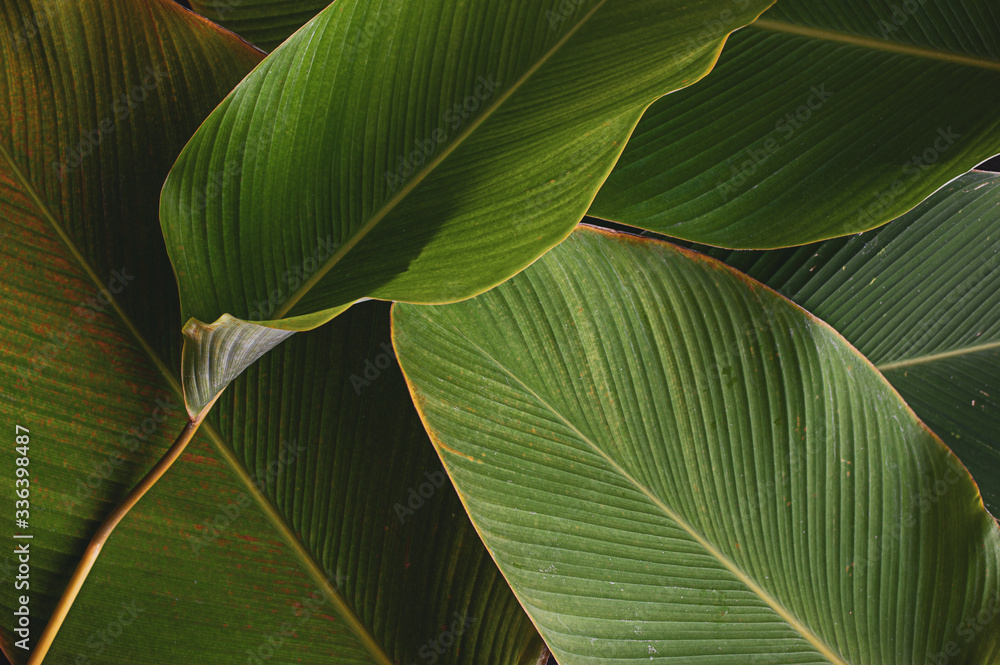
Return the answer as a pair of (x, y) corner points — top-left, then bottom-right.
(591, 0), (1000, 248)
(159, 0), (774, 417)
(394, 226), (1000, 664)
(0, 2), (542, 663)
(688, 170), (1000, 516)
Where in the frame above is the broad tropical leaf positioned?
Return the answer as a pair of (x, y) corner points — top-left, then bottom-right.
(393, 226), (1000, 664)
(209, 303), (549, 665)
(0, 2), (542, 663)
(683, 170), (1000, 516)
(0, 215), (543, 665)
(159, 0), (774, 418)
(2, 154), (361, 665)
(189, 0), (329, 51)
(590, 0), (1000, 248)
(0, 0), (264, 368)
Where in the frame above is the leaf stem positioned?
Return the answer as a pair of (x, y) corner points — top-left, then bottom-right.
(26, 414), (207, 665)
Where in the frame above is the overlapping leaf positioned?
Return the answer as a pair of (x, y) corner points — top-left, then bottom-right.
(684, 170), (1000, 515)
(188, 0), (329, 51)
(591, 0), (1000, 248)
(1, 0), (264, 368)
(393, 226), (1000, 664)
(210, 304), (548, 665)
(0, 184), (383, 664)
(0, 211), (543, 665)
(0, 2), (542, 663)
(159, 0), (774, 417)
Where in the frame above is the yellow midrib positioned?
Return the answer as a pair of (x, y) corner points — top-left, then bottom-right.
(0, 144), (394, 665)
(457, 333), (849, 665)
(877, 339), (1000, 372)
(752, 18), (1000, 72)
(274, 0), (610, 318)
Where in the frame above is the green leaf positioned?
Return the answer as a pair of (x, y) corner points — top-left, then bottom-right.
(590, 0), (1000, 248)
(680, 170), (1000, 517)
(1, 227), (542, 665)
(208, 303), (549, 665)
(188, 0), (330, 51)
(393, 225), (1000, 664)
(0, 0), (264, 370)
(159, 0), (774, 418)
(0, 2), (542, 663)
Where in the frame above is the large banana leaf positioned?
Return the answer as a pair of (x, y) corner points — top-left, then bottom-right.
(158, 0), (774, 418)
(1, 0), (264, 369)
(393, 225), (1000, 664)
(0, 1), (542, 663)
(210, 303), (548, 665)
(1, 156), (354, 665)
(682, 170), (1000, 516)
(188, 0), (329, 51)
(1, 218), (543, 664)
(590, 0), (1000, 248)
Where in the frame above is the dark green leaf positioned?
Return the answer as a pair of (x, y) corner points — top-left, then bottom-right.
(591, 0), (1000, 248)
(188, 0), (329, 51)
(684, 170), (1000, 516)
(394, 225), (1000, 664)
(159, 0), (774, 417)
(0, 2), (542, 663)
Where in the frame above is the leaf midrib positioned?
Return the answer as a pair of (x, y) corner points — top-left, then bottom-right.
(267, 6), (999, 321)
(876, 339), (1000, 372)
(273, 0), (610, 319)
(449, 328), (849, 665)
(0, 144), (393, 665)
(751, 17), (1000, 71)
